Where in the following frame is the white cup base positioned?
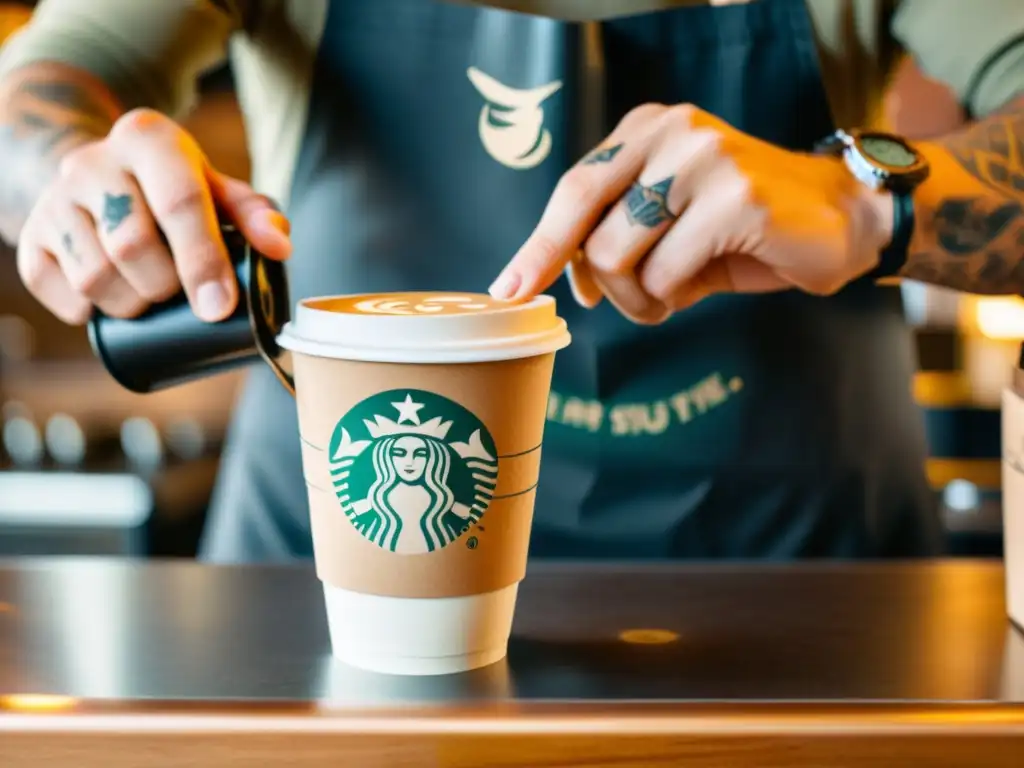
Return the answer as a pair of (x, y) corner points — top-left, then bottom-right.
(333, 644), (509, 677)
(323, 581), (519, 676)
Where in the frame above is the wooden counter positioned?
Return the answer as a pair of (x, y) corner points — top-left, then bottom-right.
(1, 559), (1022, 766)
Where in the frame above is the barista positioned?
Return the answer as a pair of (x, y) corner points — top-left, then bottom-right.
(0, 0), (1022, 561)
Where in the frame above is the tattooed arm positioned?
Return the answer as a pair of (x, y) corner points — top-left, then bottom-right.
(901, 95), (1024, 293)
(0, 62), (121, 244)
(0, 0), (249, 247)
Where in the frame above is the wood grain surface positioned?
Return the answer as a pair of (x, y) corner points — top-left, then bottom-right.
(3, 705), (1024, 767)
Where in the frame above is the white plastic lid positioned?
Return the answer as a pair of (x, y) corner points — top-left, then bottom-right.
(276, 292), (571, 363)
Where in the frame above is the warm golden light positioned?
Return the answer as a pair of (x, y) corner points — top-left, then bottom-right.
(0, 694), (78, 712)
(912, 371), (972, 408)
(0, 5), (31, 45)
(0, 602), (14, 614)
(974, 296), (1024, 340)
(618, 628), (680, 645)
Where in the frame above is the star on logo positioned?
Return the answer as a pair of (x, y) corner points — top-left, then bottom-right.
(391, 394), (424, 425)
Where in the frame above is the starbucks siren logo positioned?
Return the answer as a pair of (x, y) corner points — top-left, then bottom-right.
(327, 390), (499, 554)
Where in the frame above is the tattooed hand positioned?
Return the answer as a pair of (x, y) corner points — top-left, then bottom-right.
(490, 103), (892, 323)
(17, 108), (292, 325)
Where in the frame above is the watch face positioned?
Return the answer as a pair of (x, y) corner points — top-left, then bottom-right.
(860, 135), (918, 168)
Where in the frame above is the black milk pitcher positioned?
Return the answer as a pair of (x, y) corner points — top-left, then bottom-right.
(87, 223), (295, 395)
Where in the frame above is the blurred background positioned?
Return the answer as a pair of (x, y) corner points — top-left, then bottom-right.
(0, 2), (1018, 560)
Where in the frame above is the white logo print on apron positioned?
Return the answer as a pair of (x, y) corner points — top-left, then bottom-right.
(467, 66), (562, 169)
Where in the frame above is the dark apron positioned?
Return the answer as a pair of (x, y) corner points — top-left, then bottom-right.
(200, 0), (942, 562)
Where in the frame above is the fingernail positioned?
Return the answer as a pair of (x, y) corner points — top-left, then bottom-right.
(489, 270), (522, 300)
(260, 210), (291, 236)
(195, 280), (232, 322)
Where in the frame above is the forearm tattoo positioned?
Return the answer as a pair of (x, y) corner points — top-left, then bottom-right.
(903, 98), (1024, 294)
(0, 74), (116, 243)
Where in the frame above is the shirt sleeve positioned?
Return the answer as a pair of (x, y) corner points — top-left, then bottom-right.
(0, 0), (249, 119)
(892, 0), (1024, 118)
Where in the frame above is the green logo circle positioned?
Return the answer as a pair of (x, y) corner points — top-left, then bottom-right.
(327, 389), (498, 554)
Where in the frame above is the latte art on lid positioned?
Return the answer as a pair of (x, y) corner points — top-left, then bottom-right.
(280, 291), (570, 364)
(307, 293), (508, 316)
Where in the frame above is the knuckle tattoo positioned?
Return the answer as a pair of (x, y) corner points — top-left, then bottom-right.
(101, 192), (135, 234)
(625, 177), (677, 228)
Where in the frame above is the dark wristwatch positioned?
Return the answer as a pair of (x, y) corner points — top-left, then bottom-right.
(814, 129), (930, 279)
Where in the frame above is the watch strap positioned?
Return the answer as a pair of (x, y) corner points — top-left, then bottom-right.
(870, 190), (914, 280)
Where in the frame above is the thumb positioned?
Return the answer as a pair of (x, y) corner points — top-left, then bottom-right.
(207, 170), (292, 261)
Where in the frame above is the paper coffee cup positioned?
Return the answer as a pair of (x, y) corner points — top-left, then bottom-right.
(277, 292), (570, 675)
